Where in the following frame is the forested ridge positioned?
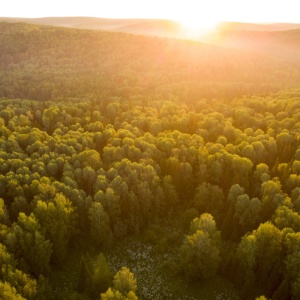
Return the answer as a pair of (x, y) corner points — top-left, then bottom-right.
(0, 22), (300, 300)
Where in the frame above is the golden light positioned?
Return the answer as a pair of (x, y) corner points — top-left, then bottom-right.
(176, 14), (221, 38)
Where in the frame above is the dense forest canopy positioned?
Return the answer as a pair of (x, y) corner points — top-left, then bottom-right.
(0, 21), (300, 300)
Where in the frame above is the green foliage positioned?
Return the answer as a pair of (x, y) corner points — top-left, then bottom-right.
(88, 202), (112, 247)
(189, 213), (221, 247)
(0, 281), (25, 300)
(101, 267), (138, 300)
(5, 213), (52, 276)
(181, 214), (221, 280)
(283, 232), (300, 299)
(91, 253), (113, 295)
(0, 197), (9, 224)
(181, 230), (221, 280)
(193, 182), (224, 220)
(238, 222), (284, 296)
(234, 194), (261, 228)
(101, 288), (138, 300)
(77, 253), (112, 298)
(113, 267), (137, 295)
(0, 242), (50, 299)
(33, 193), (77, 265)
(0, 21), (300, 299)
(182, 208), (199, 230)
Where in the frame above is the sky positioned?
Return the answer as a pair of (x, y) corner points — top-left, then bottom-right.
(1, 0), (300, 30)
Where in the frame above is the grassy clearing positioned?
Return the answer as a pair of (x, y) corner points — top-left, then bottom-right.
(48, 227), (240, 300)
(104, 233), (240, 300)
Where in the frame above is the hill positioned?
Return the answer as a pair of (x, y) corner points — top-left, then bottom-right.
(1, 17), (300, 41)
(206, 22), (300, 56)
(216, 21), (300, 32)
(1, 21), (300, 103)
(0, 17), (184, 39)
(210, 27), (300, 49)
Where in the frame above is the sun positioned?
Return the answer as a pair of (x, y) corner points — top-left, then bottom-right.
(178, 16), (220, 38)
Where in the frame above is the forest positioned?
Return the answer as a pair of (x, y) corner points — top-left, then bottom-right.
(0, 21), (300, 300)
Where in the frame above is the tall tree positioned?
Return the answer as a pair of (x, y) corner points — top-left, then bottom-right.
(34, 193), (77, 265)
(181, 213), (221, 280)
(5, 213), (52, 276)
(88, 202), (112, 247)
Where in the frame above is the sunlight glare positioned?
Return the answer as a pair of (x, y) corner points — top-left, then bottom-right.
(176, 14), (220, 38)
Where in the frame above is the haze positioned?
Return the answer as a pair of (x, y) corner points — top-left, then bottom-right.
(2, 0), (300, 33)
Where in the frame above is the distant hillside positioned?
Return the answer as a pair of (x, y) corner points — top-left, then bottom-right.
(0, 21), (300, 103)
(109, 19), (183, 38)
(0, 17), (184, 39)
(216, 22), (300, 32)
(2, 17), (300, 44)
(208, 28), (300, 58)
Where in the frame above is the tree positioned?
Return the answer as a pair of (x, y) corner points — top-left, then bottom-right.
(101, 288), (124, 300)
(113, 267), (137, 295)
(227, 184), (245, 204)
(237, 222), (283, 294)
(101, 267), (138, 300)
(273, 205), (300, 231)
(276, 131), (295, 162)
(89, 253), (113, 297)
(221, 184), (245, 239)
(77, 252), (112, 297)
(5, 213), (52, 276)
(77, 256), (88, 294)
(0, 281), (25, 300)
(101, 288), (138, 300)
(252, 163), (270, 197)
(161, 175), (178, 212)
(0, 243), (41, 300)
(0, 197), (9, 224)
(254, 222), (283, 286)
(100, 188), (121, 225)
(33, 193), (77, 265)
(291, 160), (300, 175)
(10, 196), (30, 221)
(291, 276), (300, 300)
(237, 233), (257, 287)
(261, 179), (284, 221)
(283, 232), (300, 299)
(234, 194), (261, 230)
(231, 155), (253, 191)
(181, 213), (221, 280)
(82, 166), (96, 195)
(88, 202), (112, 247)
(182, 208), (199, 230)
(192, 182), (224, 220)
(285, 174), (300, 194)
(291, 187), (300, 212)
(189, 213), (221, 247)
(181, 230), (221, 280)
